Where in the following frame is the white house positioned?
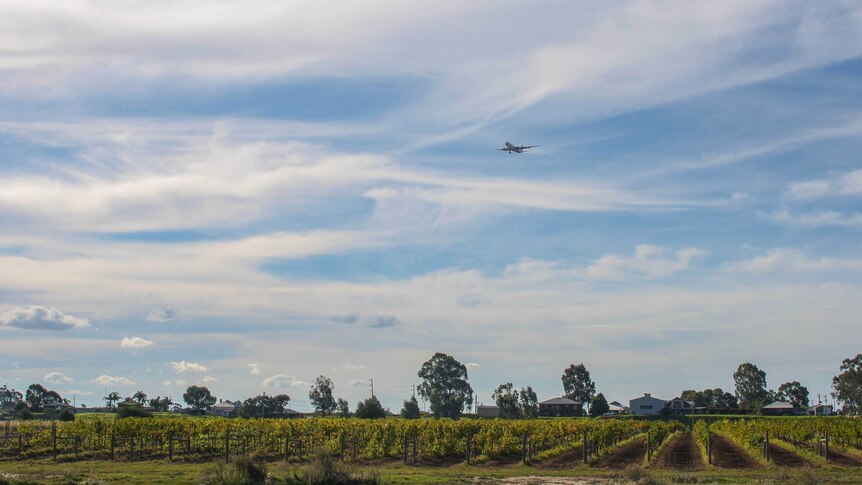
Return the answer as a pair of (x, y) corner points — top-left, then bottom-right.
(210, 400), (239, 418)
(607, 400), (628, 415)
(477, 405), (500, 418)
(807, 403), (833, 416)
(629, 393), (666, 416)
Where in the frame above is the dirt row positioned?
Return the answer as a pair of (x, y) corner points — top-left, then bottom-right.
(710, 434), (760, 469)
(655, 432), (703, 470)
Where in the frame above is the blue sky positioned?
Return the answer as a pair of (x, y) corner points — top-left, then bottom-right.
(1, 1), (862, 411)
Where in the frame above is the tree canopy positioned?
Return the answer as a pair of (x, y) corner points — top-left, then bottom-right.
(492, 383), (538, 419)
(25, 384), (64, 411)
(833, 354), (862, 414)
(733, 362), (768, 409)
(309, 375), (337, 416)
(417, 352), (474, 419)
(355, 395), (387, 419)
(680, 388), (738, 409)
(183, 385), (216, 411)
(337, 398), (351, 418)
(401, 396), (421, 419)
(237, 394), (291, 418)
(561, 363), (596, 404)
(777, 381), (809, 408)
(589, 393), (610, 417)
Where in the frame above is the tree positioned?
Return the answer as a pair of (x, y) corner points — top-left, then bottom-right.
(25, 384), (63, 412)
(589, 393), (610, 417)
(733, 363), (768, 409)
(355, 396), (387, 419)
(777, 381), (809, 408)
(104, 392), (121, 409)
(493, 383), (521, 418)
(132, 390), (148, 405)
(417, 352), (474, 419)
(237, 393), (291, 418)
(183, 385), (216, 411)
(833, 354), (862, 414)
(308, 376), (337, 416)
(519, 386), (539, 419)
(0, 385), (22, 408)
(337, 398), (350, 418)
(149, 396), (173, 412)
(401, 396), (421, 419)
(680, 388), (737, 409)
(561, 364), (596, 405)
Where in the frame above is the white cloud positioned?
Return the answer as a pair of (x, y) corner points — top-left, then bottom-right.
(64, 389), (92, 396)
(171, 361), (207, 373)
(728, 248), (862, 273)
(344, 363), (365, 371)
(161, 379), (186, 387)
(146, 308), (180, 322)
(789, 169), (862, 200)
(247, 363), (261, 375)
(465, 362), (481, 370)
(262, 374), (308, 388)
(585, 245), (708, 281)
(1, 306), (89, 331)
(769, 210), (862, 228)
(91, 375), (135, 386)
(121, 336), (153, 348)
(202, 376), (219, 383)
(44, 372), (72, 384)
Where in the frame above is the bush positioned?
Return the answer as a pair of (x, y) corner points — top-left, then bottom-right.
(201, 455), (268, 485)
(298, 448), (380, 485)
(117, 405), (152, 419)
(58, 409), (76, 422)
(18, 408), (34, 420)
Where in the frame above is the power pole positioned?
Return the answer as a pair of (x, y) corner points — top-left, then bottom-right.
(370, 379), (374, 398)
(412, 385), (416, 399)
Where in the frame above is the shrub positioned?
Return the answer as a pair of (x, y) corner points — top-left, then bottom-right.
(201, 455), (268, 485)
(117, 405), (152, 419)
(58, 409), (76, 422)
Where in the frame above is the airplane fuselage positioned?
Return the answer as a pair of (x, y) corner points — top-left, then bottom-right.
(499, 141), (538, 154)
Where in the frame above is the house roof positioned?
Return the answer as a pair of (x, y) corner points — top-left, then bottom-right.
(539, 397), (581, 405)
(212, 401), (238, 409)
(669, 397), (695, 406)
(763, 401), (794, 409)
(284, 408), (303, 415)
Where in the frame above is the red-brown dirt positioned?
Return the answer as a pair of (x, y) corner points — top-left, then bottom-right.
(768, 443), (810, 467)
(709, 434), (760, 469)
(656, 432), (703, 470)
(592, 437), (646, 469)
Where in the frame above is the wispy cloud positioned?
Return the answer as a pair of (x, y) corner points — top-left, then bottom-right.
(92, 375), (135, 386)
(121, 336), (154, 348)
(171, 361), (208, 373)
(261, 374), (307, 388)
(44, 372), (72, 384)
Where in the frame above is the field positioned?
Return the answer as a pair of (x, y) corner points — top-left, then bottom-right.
(2, 416), (862, 483)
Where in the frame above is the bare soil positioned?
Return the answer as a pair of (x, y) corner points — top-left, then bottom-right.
(592, 437), (646, 469)
(709, 434), (760, 469)
(768, 443), (810, 467)
(825, 448), (862, 466)
(655, 432), (703, 470)
(534, 449), (584, 469)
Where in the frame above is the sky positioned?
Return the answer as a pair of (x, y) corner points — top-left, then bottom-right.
(1, 0), (862, 411)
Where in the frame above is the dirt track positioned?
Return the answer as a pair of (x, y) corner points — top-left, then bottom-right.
(710, 434), (760, 469)
(825, 448), (862, 466)
(768, 443), (809, 467)
(656, 432), (703, 470)
(592, 437), (646, 469)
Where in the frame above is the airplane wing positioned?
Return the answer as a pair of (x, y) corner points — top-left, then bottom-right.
(522, 145), (539, 149)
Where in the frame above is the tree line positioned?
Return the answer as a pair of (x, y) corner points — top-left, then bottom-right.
(3, 352), (862, 419)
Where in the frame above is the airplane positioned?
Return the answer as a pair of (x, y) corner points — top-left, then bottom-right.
(498, 141), (539, 154)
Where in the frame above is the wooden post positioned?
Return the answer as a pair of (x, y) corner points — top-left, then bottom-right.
(18, 433), (23, 456)
(402, 434), (408, 464)
(74, 436), (80, 458)
(521, 435), (528, 464)
(412, 436), (417, 463)
(168, 433), (174, 461)
(825, 431), (829, 463)
(284, 435), (289, 461)
(224, 433), (230, 463)
(465, 433), (472, 463)
(110, 433), (115, 460)
(647, 431), (651, 462)
(340, 433), (346, 461)
(764, 431), (770, 462)
(707, 432), (712, 465)
(52, 421), (57, 461)
(582, 433), (588, 464)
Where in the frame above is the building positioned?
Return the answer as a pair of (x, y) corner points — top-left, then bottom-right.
(43, 402), (75, 414)
(629, 393), (666, 416)
(607, 401), (628, 415)
(807, 403), (833, 416)
(761, 401), (800, 416)
(477, 405), (500, 418)
(283, 408), (305, 418)
(539, 397), (583, 417)
(210, 400), (239, 418)
(666, 397), (699, 415)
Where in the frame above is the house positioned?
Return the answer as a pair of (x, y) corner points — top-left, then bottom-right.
(538, 397), (583, 417)
(761, 401), (800, 416)
(607, 401), (628, 415)
(477, 405), (500, 418)
(666, 397), (699, 415)
(170, 404), (184, 414)
(210, 400), (239, 418)
(283, 408), (305, 418)
(629, 393), (666, 416)
(807, 403), (833, 416)
(43, 402), (75, 414)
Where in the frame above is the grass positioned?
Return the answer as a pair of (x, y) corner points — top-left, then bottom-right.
(2, 455), (862, 484)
